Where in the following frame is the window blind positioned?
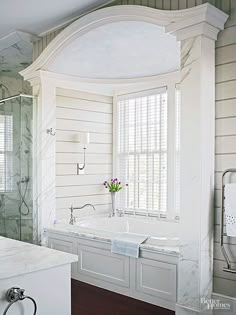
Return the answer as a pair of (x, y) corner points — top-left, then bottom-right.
(0, 114), (13, 192)
(117, 88), (168, 216)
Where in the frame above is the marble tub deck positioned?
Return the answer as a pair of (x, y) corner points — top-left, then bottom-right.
(0, 236), (78, 280)
(44, 223), (180, 256)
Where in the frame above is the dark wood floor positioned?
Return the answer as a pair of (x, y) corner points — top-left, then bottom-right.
(71, 280), (175, 315)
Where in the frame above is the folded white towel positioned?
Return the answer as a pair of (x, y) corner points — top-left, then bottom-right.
(111, 233), (149, 258)
(225, 183), (236, 237)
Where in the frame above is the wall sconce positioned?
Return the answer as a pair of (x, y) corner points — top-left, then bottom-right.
(76, 132), (90, 175)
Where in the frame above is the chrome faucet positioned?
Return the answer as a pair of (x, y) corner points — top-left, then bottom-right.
(116, 209), (124, 217)
(69, 204), (96, 225)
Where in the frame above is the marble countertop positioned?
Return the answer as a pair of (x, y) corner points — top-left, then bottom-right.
(0, 236), (78, 280)
(45, 223), (180, 256)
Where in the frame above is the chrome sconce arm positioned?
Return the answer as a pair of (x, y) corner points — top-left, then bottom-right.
(77, 147), (86, 174)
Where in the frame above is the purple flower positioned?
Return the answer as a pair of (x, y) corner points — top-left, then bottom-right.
(126, 183), (128, 186)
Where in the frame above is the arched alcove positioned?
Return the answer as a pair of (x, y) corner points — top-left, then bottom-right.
(20, 4), (228, 315)
(47, 21), (180, 79)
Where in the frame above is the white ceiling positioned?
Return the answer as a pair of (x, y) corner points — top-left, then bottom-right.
(48, 21), (180, 79)
(0, 0), (109, 76)
(0, 0), (109, 39)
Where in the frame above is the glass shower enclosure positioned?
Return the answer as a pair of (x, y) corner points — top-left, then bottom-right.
(0, 95), (37, 243)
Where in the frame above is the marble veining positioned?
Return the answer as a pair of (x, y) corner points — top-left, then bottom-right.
(0, 236), (77, 280)
(0, 95), (36, 243)
(44, 224), (180, 256)
(177, 32), (216, 314)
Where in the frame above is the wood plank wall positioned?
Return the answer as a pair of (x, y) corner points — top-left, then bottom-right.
(55, 88), (113, 219)
(33, 0), (236, 298)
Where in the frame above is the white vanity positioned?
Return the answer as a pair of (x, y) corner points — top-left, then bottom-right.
(0, 236), (77, 315)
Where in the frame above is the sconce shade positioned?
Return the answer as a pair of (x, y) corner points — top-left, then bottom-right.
(80, 132), (90, 145)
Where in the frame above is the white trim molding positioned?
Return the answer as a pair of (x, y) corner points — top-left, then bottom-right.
(20, 3), (228, 82)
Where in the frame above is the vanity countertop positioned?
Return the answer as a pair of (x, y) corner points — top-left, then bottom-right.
(0, 236), (78, 280)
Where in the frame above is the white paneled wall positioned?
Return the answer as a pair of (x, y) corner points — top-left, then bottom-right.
(55, 89), (113, 219)
(33, 0), (236, 298)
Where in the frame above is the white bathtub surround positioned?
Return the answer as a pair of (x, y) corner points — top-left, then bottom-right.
(20, 3), (228, 314)
(48, 216), (180, 250)
(0, 236), (77, 314)
(45, 217), (179, 310)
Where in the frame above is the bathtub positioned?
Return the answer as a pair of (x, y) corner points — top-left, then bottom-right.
(45, 215), (179, 311)
(47, 214), (180, 249)
(75, 215), (180, 246)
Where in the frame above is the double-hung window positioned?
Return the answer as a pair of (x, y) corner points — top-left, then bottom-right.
(115, 85), (180, 220)
(0, 114), (13, 192)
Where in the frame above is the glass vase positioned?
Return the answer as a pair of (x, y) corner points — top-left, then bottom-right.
(111, 192), (116, 217)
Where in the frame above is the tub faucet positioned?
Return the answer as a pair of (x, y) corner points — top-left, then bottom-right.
(69, 204), (96, 225)
(116, 209), (124, 217)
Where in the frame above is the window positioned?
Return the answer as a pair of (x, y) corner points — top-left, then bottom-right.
(0, 114), (13, 192)
(115, 86), (180, 219)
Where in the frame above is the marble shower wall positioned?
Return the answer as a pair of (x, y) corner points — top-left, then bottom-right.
(0, 74), (31, 99)
(0, 96), (34, 243)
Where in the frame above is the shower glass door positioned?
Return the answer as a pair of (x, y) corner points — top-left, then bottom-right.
(0, 95), (36, 243)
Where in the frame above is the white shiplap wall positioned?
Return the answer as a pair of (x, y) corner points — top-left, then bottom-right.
(55, 88), (113, 219)
(33, 0), (236, 298)
(214, 20), (236, 296)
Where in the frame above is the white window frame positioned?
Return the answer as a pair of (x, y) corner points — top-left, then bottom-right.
(113, 75), (180, 221)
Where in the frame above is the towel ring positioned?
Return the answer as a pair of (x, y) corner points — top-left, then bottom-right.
(3, 287), (37, 315)
(221, 169), (236, 274)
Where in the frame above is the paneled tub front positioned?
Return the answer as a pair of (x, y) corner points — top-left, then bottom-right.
(44, 216), (179, 311)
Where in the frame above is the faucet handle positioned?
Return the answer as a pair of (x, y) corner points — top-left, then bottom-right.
(116, 209), (124, 217)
